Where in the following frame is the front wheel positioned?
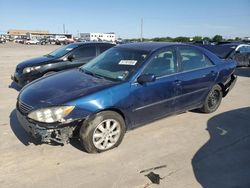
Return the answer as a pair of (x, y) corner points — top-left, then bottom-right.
(200, 85), (222, 113)
(80, 111), (125, 153)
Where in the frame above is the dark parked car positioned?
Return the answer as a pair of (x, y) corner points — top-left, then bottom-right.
(198, 43), (250, 67)
(11, 42), (115, 87)
(39, 37), (50, 45)
(221, 43), (250, 67)
(0, 36), (6, 44)
(16, 42), (237, 153)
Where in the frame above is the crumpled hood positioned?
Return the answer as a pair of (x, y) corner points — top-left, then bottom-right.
(17, 55), (56, 69)
(19, 69), (116, 108)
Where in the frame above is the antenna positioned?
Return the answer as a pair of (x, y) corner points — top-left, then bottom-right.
(63, 24), (65, 34)
(140, 18), (143, 42)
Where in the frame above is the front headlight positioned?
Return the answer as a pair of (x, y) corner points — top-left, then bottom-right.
(23, 66), (41, 74)
(28, 106), (75, 123)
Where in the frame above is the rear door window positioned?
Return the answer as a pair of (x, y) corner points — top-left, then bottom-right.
(72, 46), (96, 59)
(100, 45), (112, 53)
(143, 48), (177, 77)
(179, 47), (214, 72)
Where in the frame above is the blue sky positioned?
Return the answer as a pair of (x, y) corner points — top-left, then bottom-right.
(0, 0), (249, 38)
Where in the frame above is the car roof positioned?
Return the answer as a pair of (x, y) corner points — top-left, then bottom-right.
(116, 42), (180, 52)
(75, 42), (115, 46)
(218, 42), (246, 47)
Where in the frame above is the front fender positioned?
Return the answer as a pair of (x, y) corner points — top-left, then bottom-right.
(65, 83), (134, 128)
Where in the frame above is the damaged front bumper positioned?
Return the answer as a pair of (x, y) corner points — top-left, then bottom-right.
(16, 109), (81, 144)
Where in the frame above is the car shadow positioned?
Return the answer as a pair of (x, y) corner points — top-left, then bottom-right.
(235, 67), (250, 77)
(9, 109), (41, 146)
(192, 107), (250, 188)
(69, 138), (87, 152)
(9, 81), (21, 91)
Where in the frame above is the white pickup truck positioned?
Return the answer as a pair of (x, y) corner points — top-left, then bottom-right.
(53, 35), (68, 45)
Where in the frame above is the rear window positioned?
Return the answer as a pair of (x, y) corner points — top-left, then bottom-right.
(100, 45), (113, 53)
(73, 46), (96, 59)
(179, 47), (214, 71)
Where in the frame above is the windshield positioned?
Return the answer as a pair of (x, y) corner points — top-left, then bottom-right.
(238, 45), (250, 53)
(48, 43), (79, 58)
(81, 48), (149, 81)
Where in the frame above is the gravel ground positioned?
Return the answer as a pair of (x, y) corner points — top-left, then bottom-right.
(0, 42), (250, 188)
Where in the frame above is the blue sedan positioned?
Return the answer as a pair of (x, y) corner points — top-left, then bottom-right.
(16, 42), (237, 153)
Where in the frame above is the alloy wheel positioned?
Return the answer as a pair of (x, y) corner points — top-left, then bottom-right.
(208, 90), (220, 109)
(92, 119), (121, 150)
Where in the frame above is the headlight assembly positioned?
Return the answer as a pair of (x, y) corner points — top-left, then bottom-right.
(28, 106), (75, 123)
(23, 66), (41, 74)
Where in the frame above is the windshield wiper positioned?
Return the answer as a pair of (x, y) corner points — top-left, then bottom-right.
(45, 54), (54, 57)
(79, 68), (105, 80)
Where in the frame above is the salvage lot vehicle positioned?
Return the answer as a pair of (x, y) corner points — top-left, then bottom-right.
(25, 38), (39, 45)
(222, 43), (250, 67)
(11, 42), (115, 87)
(39, 37), (50, 45)
(198, 42), (250, 67)
(55, 35), (68, 45)
(0, 36), (7, 43)
(16, 42), (237, 153)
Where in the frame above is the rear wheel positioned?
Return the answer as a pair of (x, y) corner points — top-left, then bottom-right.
(200, 85), (222, 113)
(80, 111), (125, 153)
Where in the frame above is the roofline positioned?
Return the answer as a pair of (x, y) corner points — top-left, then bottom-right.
(74, 41), (115, 45)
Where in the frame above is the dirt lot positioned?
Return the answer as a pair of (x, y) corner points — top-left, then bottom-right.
(0, 43), (250, 188)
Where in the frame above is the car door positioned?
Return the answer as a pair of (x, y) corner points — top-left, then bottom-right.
(175, 46), (218, 110)
(69, 45), (97, 68)
(130, 47), (179, 126)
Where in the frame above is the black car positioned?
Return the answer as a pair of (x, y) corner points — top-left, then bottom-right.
(11, 42), (115, 87)
(197, 42), (250, 67)
(221, 43), (250, 67)
(39, 37), (50, 45)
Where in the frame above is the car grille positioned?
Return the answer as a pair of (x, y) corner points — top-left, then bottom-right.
(16, 66), (22, 73)
(18, 101), (33, 114)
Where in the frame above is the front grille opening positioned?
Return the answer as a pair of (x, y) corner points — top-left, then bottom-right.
(18, 101), (33, 114)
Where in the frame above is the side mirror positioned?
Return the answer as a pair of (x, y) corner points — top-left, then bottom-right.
(68, 54), (76, 61)
(137, 74), (156, 84)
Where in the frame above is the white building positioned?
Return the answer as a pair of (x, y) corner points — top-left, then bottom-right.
(80, 32), (116, 42)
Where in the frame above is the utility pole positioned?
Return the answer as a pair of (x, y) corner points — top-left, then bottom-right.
(140, 18), (143, 42)
(63, 24), (65, 34)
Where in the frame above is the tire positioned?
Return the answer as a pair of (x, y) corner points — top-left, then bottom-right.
(200, 85), (222, 113)
(80, 111), (126, 153)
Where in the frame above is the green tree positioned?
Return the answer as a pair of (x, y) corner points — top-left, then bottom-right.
(193, 36), (203, 41)
(203, 37), (211, 41)
(212, 35), (223, 42)
(173, 36), (190, 42)
(234, 37), (241, 41)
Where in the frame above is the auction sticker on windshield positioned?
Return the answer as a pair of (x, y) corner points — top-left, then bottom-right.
(65, 48), (73, 51)
(118, 60), (137, 65)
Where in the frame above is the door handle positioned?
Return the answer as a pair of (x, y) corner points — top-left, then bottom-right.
(202, 71), (216, 77)
(174, 80), (182, 85)
(210, 70), (216, 76)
